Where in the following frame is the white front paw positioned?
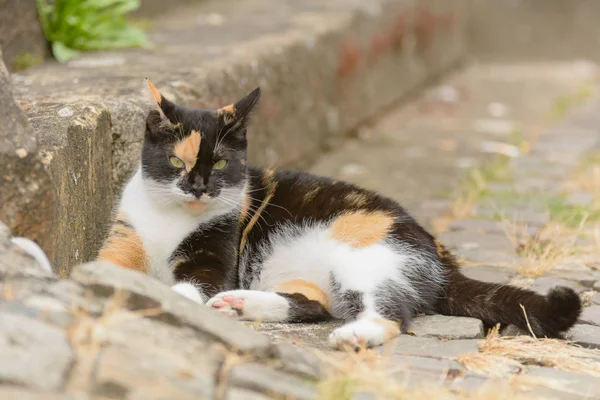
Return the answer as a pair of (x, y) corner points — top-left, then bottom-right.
(172, 283), (205, 304)
(206, 290), (290, 321)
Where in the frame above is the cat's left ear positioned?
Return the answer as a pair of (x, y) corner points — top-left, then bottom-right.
(145, 77), (178, 125)
(217, 87), (261, 129)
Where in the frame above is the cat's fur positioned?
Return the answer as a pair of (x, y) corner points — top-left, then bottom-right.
(98, 79), (582, 349)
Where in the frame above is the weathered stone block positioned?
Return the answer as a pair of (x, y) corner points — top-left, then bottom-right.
(70, 261), (272, 355)
(0, 312), (74, 390)
(579, 306), (600, 327)
(529, 277), (585, 296)
(0, 1), (48, 71)
(567, 324), (600, 349)
(410, 315), (484, 339)
(227, 364), (317, 400)
(27, 103), (113, 275)
(461, 265), (514, 284)
(0, 52), (55, 260)
(390, 335), (480, 358)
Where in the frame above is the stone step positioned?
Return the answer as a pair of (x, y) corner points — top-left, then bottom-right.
(6, 0), (469, 273)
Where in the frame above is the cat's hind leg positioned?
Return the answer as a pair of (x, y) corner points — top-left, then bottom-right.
(207, 279), (332, 322)
(327, 295), (410, 350)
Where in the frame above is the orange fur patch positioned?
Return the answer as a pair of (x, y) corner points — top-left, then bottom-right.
(174, 130), (201, 171)
(274, 279), (330, 311)
(373, 318), (401, 341)
(434, 239), (445, 257)
(330, 211), (394, 248)
(218, 104), (236, 124)
(97, 215), (149, 273)
(239, 191), (252, 224)
(239, 170), (277, 254)
(146, 77), (162, 105)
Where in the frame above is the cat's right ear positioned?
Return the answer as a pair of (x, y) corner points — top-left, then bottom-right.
(145, 77), (178, 137)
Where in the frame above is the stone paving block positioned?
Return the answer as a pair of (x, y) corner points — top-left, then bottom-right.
(70, 261), (272, 355)
(438, 230), (516, 253)
(594, 281), (600, 291)
(460, 265), (515, 284)
(410, 315), (484, 339)
(390, 355), (463, 373)
(529, 277), (586, 295)
(390, 335), (480, 358)
(592, 293), (600, 305)
(546, 269), (600, 287)
(448, 219), (506, 234)
(454, 248), (523, 265)
(228, 364), (317, 400)
(579, 306), (600, 327)
(526, 366), (600, 398)
(0, 312), (74, 391)
(567, 324), (600, 349)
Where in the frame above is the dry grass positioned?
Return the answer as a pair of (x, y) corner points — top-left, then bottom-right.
(499, 217), (600, 277)
(314, 346), (564, 400)
(478, 327), (600, 378)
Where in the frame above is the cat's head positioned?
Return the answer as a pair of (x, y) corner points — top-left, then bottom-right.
(141, 78), (260, 213)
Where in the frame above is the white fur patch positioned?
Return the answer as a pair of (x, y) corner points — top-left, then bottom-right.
(329, 318), (388, 349)
(10, 237), (53, 273)
(243, 223), (434, 319)
(172, 282), (205, 304)
(206, 290), (290, 321)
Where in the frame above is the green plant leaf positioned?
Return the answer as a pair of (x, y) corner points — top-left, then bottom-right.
(52, 41), (78, 62)
(36, 0), (147, 63)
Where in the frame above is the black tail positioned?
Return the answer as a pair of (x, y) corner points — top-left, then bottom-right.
(433, 247), (582, 338)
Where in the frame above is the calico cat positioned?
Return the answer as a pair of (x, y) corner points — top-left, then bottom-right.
(97, 79), (582, 349)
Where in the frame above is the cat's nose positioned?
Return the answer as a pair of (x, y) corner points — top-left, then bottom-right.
(190, 183), (206, 198)
(190, 179), (206, 198)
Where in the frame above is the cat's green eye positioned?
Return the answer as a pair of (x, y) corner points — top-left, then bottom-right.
(169, 156), (184, 169)
(213, 160), (228, 170)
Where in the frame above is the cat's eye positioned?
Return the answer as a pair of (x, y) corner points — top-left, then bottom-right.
(213, 160), (228, 170)
(169, 156), (184, 169)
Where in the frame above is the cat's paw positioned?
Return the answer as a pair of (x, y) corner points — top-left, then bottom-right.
(172, 282), (205, 304)
(206, 290), (289, 322)
(329, 318), (399, 350)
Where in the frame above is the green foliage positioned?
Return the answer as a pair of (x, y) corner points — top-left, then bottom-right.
(36, 0), (148, 62)
(12, 52), (44, 71)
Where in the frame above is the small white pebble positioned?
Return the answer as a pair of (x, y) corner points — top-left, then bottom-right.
(437, 86), (459, 103)
(487, 102), (508, 118)
(58, 107), (73, 117)
(340, 163), (367, 176)
(15, 148), (28, 158)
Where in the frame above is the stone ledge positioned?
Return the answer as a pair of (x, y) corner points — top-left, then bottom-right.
(9, 0), (469, 272)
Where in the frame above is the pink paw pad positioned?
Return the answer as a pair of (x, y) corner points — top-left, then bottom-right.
(222, 296), (245, 310)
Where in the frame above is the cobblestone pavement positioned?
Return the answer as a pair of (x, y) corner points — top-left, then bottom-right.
(247, 61), (600, 398)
